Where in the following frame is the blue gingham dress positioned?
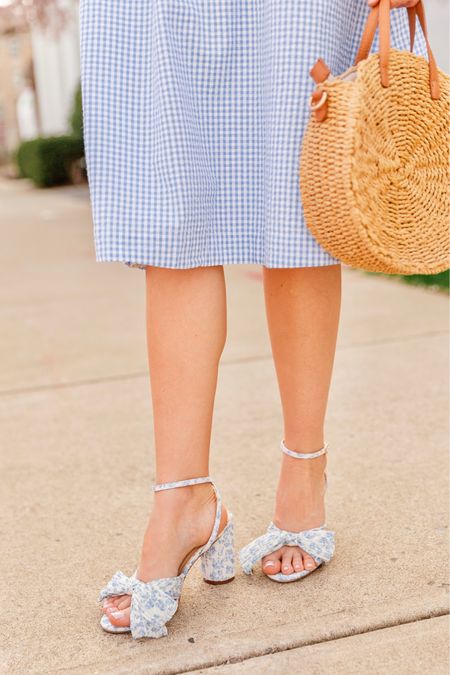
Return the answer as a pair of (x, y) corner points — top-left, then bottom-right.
(79, 2), (424, 270)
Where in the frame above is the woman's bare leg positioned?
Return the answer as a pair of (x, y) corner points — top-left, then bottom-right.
(105, 265), (228, 626)
(261, 265), (341, 575)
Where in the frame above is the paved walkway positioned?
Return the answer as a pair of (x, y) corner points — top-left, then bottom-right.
(1, 178), (448, 674)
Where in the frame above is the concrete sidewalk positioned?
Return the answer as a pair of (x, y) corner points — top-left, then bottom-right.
(1, 178), (448, 674)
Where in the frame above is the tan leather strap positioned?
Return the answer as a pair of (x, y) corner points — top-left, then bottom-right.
(356, 6), (418, 63)
(354, 0), (440, 100)
(309, 58), (330, 122)
(378, 0), (391, 87)
(310, 58), (330, 85)
(354, 5), (380, 65)
(408, 6), (416, 52)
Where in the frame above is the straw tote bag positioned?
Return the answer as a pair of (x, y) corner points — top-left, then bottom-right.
(299, 0), (449, 275)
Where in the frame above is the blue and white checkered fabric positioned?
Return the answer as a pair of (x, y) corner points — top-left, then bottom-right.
(79, 1), (426, 270)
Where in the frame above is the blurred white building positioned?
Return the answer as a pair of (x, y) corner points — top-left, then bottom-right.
(0, 0), (80, 156)
(30, 0), (80, 137)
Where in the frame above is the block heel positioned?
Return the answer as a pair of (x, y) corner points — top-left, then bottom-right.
(99, 476), (234, 638)
(201, 516), (235, 585)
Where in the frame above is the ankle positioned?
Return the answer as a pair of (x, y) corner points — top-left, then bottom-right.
(279, 452), (327, 481)
(282, 433), (325, 453)
(274, 454), (327, 530)
(274, 479), (326, 531)
(152, 482), (215, 514)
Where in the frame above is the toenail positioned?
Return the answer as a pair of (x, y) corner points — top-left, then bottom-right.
(264, 561), (275, 567)
(111, 611), (124, 619)
(283, 565), (290, 570)
(306, 562), (314, 568)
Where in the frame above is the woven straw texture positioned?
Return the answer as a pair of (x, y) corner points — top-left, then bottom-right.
(300, 49), (450, 275)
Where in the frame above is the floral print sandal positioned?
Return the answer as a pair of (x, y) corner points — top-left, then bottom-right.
(239, 440), (335, 582)
(99, 476), (235, 638)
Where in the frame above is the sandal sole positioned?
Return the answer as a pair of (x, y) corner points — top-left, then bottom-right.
(203, 576), (235, 585)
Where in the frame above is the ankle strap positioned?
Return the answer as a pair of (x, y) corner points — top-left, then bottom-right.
(152, 476), (212, 492)
(281, 439), (328, 459)
(151, 476), (223, 577)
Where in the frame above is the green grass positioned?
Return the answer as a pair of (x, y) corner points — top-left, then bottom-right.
(365, 269), (449, 292)
(399, 270), (449, 292)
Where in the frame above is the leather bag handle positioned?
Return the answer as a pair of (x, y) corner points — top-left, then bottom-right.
(355, 3), (415, 63)
(354, 0), (440, 100)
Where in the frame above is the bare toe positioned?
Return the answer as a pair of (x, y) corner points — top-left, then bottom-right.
(302, 551), (317, 572)
(292, 549), (304, 572)
(262, 552), (282, 575)
(116, 596), (132, 611)
(103, 594), (125, 608)
(281, 548), (295, 575)
(106, 606), (131, 628)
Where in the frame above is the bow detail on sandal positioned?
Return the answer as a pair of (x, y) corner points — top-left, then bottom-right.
(239, 523), (335, 576)
(99, 571), (183, 639)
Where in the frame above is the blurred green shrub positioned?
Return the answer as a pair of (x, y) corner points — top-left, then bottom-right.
(15, 83), (85, 187)
(70, 84), (83, 140)
(15, 135), (84, 187)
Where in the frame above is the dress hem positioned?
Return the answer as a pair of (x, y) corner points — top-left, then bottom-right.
(94, 256), (341, 270)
